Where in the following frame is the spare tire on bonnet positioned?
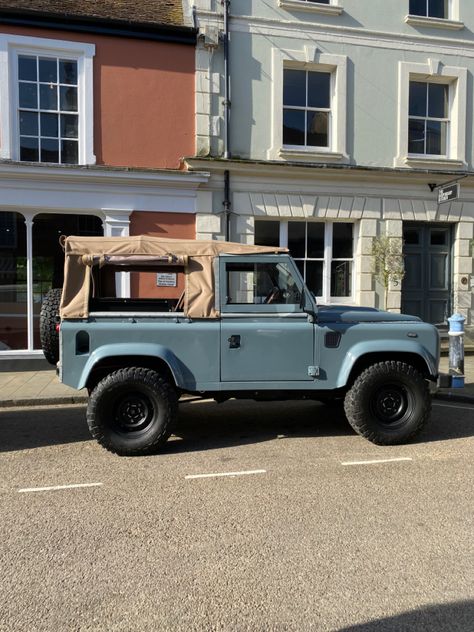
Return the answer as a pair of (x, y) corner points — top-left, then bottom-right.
(40, 288), (62, 365)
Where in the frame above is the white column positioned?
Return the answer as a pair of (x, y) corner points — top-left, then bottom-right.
(102, 209), (132, 298)
(24, 214), (34, 351)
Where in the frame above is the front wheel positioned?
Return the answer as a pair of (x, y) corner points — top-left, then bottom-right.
(87, 367), (178, 456)
(344, 361), (430, 445)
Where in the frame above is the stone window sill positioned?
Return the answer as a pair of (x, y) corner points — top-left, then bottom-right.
(405, 15), (464, 30)
(279, 0), (343, 16)
(280, 147), (346, 162)
(404, 155), (465, 169)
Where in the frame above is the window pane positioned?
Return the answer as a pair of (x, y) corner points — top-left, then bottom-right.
(59, 60), (78, 85)
(283, 109), (305, 145)
(403, 228), (420, 245)
(41, 113), (58, 138)
(331, 261), (352, 297)
(0, 212), (28, 350)
(428, 83), (448, 118)
(20, 137), (39, 161)
(408, 119), (425, 154)
(333, 223), (353, 258)
(307, 111), (328, 147)
(19, 111), (38, 136)
(60, 86), (78, 112)
(306, 261), (323, 297)
(426, 120), (446, 155)
(431, 229), (447, 245)
(19, 82), (37, 109)
(60, 114), (79, 139)
(18, 56), (37, 81)
(40, 84), (57, 110)
(429, 0), (447, 18)
(288, 222), (306, 258)
(308, 72), (330, 109)
(39, 58), (57, 83)
(255, 221), (280, 247)
(307, 223), (324, 258)
(61, 140), (79, 164)
(226, 262), (301, 306)
(409, 82), (427, 117)
(41, 138), (59, 163)
(283, 69), (306, 107)
(295, 260), (305, 280)
(410, 0), (427, 15)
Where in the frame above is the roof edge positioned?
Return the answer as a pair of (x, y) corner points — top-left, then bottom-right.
(0, 9), (197, 45)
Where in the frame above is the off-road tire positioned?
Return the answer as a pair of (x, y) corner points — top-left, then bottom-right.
(344, 361), (430, 445)
(40, 288), (62, 365)
(87, 367), (178, 456)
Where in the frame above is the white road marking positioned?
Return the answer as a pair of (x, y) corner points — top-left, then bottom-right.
(185, 469), (266, 480)
(18, 482), (103, 493)
(433, 402), (474, 411)
(341, 457), (413, 466)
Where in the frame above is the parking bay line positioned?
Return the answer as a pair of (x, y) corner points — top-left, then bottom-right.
(341, 457), (413, 466)
(18, 482), (103, 493)
(185, 469), (266, 480)
(433, 402), (474, 411)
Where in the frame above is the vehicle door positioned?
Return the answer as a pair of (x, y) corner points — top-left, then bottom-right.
(219, 255), (315, 383)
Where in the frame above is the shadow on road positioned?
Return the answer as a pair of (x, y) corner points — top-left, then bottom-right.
(339, 599), (474, 632)
(0, 405), (89, 452)
(0, 398), (472, 454)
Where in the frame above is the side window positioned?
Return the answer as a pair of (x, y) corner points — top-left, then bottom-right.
(225, 261), (302, 308)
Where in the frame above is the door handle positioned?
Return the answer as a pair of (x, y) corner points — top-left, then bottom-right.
(228, 334), (241, 349)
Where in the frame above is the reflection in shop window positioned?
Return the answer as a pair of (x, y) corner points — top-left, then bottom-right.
(255, 220), (354, 301)
(32, 213), (102, 348)
(0, 212), (28, 350)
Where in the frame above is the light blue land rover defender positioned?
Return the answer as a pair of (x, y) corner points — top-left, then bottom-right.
(40, 235), (445, 456)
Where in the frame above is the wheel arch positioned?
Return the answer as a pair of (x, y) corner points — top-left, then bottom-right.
(79, 344), (186, 391)
(344, 351), (435, 390)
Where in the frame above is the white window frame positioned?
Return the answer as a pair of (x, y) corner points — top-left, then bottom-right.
(268, 47), (348, 163)
(283, 68), (332, 151)
(394, 60), (467, 170)
(0, 34), (95, 165)
(279, 0), (343, 16)
(405, 0), (463, 30)
(256, 219), (355, 304)
(408, 80), (449, 157)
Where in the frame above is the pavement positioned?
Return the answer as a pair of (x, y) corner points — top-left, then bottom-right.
(0, 354), (473, 408)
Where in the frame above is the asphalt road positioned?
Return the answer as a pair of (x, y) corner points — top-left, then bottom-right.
(0, 399), (473, 632)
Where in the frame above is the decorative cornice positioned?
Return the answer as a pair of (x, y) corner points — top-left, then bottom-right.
(0, 161), (210, 189)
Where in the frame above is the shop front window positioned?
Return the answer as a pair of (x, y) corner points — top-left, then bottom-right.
(0, 212), (28, 350)
(255, 219), (354, 302)
(32, 213), (102, 348)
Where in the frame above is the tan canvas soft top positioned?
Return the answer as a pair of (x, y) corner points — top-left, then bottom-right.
(61, 235), (287, 319)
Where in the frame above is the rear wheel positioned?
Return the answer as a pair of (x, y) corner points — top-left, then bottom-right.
(344, 361), (430, 445)
(87, 367), (178, 456)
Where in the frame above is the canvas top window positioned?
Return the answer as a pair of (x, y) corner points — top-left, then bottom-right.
(409, 0), (448, 18)
(283, 69), (331, 149)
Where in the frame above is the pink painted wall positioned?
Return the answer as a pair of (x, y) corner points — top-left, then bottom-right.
(0, 25), (195, 168)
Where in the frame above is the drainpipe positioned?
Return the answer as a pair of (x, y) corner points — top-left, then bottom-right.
(222, 0), (231, 159)
(223, 169), (231, 240)
(222, 1), (231, 240)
